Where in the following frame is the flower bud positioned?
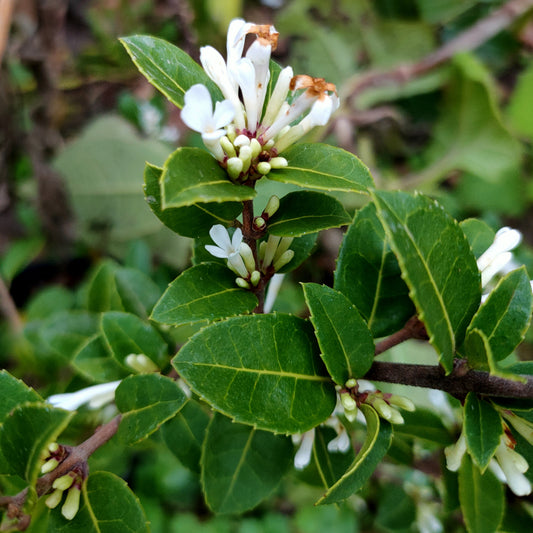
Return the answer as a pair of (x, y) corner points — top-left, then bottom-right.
(220, 136), (236, 158)
(253, 216), (267, 231)
(263, 139), (275, 150)
(258, 241), (267, 262)
(345, 378), (357, 389)
(239, 242), (256, 273)
(48, 442), (60, 453)
(250, 138), (262, 158)
(388, 394), (415, 412)
(227, 157), (243, 180)
(273, 250), (294, 271)
(226, 124), (236, 142)
(373, 398), (393, 420)
(263, 195), (280, 219)
(41, 458), (59, 474)
(234, 134), (251, 147)
(340, 392), (357, 412)
(257, 162), (271, 175)
(125, 353), (159, 374)
(262, 235), (281, 268)
(62, 486), (81, 520)
(239, 145), (253, 173)
(269, 157), (288, 169)
(273, 237), (293, 262)
(235, 277), (250, 289)
(250, 270), (261, 286)
(45, 489), (63, 509)
(53, 474), (75, 491)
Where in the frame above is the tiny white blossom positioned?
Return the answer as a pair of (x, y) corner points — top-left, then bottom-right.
(492, 434), (531, 496)
(444, 431), (467, 472)
(47, 381), (121, 411)
(292, 428), (315, 470)
(205, 224), (249, 278)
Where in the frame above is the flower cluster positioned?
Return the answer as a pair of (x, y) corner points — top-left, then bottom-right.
(181, 19), (338, 181)
(45, 470), (84, 520)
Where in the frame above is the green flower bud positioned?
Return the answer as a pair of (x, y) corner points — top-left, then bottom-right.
(257, 162), (271, 175)
(53, 474), (75, 491)
(48, 442), (59, 453)
(258, 241), (267, 262)
(41, 458), (59, 474)
(269, 157), (288, 169)
(273, 237), (293, 262)
(263, 195), (280, 218)
(341, 392), (357, 412)
(250, 270), (261, 286)
(273, 250), (294, 271)
(226, 124), (236, 142)
(235, 277), (250, 289)
(239, 145), (252, 173)
(239, 242), (256, 273)
(227, 157), (243, 180)
(220, 136), (236, 158)
(345, 378), (357, 389)
(45, 489), (63, 509)
(263, 139), (275, 150)
(234, 134), (250, 147)
(125, 354), (159, 374)
(250, 138), (262, 158)
(262, 235), (281, 268)
(253, 216), (267, 231)
(61, 486), (81, 520)
(388, 394), (415, 412)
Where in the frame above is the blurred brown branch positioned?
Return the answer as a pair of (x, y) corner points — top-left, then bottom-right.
(0, 0), (15, 61)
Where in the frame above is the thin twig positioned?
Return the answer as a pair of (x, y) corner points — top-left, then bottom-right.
(374, 316), (428, 356)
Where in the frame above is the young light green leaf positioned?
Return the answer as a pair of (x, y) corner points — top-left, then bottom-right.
(371, 190), (480, 373)
(464, 393), (503, 471)
(144, 163), (242, 238)
(161, 147), (255, 209)
(268, 143), (373, 193)
(302, 283), (374, 385)
(334, 202), (415, 337)
(0, 403), (73, 484)
(316, 404), (392, 505)
(120, 35), (222, 108)
(115, 374), (187, 445)
(268, 191), (351, 237)
(174, 314), (336, 434)
(150, 263), (258, 326)
(162, 400), (210, 473)
(201, 413), (292, 514)
(100, 311), (168, 370)
(459, 455), (504, 533)
(49, 471), (149, 532)
(71, 335), (129, 383)
(466, 267), (532, 363)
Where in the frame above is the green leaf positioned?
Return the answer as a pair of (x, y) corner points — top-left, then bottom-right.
(371, 190), (480, 373)
(459, 455), (504, 533)
(26, 286), (74, 321)
(316, 404), (392, 505)
(268, 143), (373, 193)
(86, 261), (124, 313)
(71, 335), (129, 383)
(507, 60), (533, 139)
(114, 266), (161, 318)
(0, 238), (44, 285)
(120, 35), (221, 108)
(175, 314), (336, 434)
(464, 393), (503, 471)
(0, 403), (73, 484)
(460, 219), (495, 259)
(115, 374), (187, 445)
(201, 413), (292, 514)
(144, 163), (242, 238)
(334, 203), (414, 337)
(303, 283), (374, 385)
(465, 267), (532, 363)
(49, 471), (149, 532)
(150, 263), (258, 326)
(268, 191), (351, 237)
(161, 147), (255, 209)
(394, 409), (454, 445)
(162, 400), (210, 473)
(0, 371), (42, 423)
(101, 311), (168, 370)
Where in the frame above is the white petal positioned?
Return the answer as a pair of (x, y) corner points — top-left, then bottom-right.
(47, 381), (121, 411)
(231, 227), (243, 249)
(481, 251), (513, 288)
(226, 19), (252, 73)
(231, 58), (259, 132)
(305, 96), (334, 127)
(213, 100), (235, 130)
(327, 427), (351, 453)
(205, 244), (229, 258)
(181, 84), (213, 133)
(227, 253), (249, 278)
(477, 227), (522, 271)
(209, 224), (232, 251)
(246, 39), (272, 117)
(294, 429), (315, 470)
(261, 66), (293, 128)
(264, 273), (285, 313)
(444, 432), (467, 472)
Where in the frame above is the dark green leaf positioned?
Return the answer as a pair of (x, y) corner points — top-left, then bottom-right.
(175, 314), (336, 434)
(303, 283), (374, 385)
(201, 413), (292, 513)
(162, 400), (210, 473)
(120, 35), (222, 108)
(86, 261), (124, 313)
(101, 311), (168, 370)
(71, 335), (129, 383)
(49, 471), (149, 532)
(268, 143), (373, 193)
(114, 266), (161, 318)
(0, 238), (44, 285)
(161, 147), (255, 209)
(465, 267), (532, 363)
(150, 263), (257, 326)
(464, 393), (502, 471)
(144, 163), (241, 238)
(25, 286), (74, 321)
(459, 455), (504, 533)
(316, 404), (392, 504)
(268, 191), (351, 237)
(0, 403), (73, 484)
(0, 371), (42, 423)
(116, 374), (187, 445)
(334, 203), (414, 337)
(394, 409), (454, 445)
(371, 190), (480, 373)
(460, 219), (495, 259)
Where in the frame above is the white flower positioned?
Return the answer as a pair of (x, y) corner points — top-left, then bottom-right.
(205, 224), (249, 278)
(181, 84), (235, 160)
(491, 434), (531, 496)
(445, 431), (467, 472)
(47, 381), (121, 411)
(292, 428), (315, 470)
(264, 273), (285, 313)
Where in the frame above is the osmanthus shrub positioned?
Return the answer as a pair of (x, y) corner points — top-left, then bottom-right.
(2, 18), (533, 533)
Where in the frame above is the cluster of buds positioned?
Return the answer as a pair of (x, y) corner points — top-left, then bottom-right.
(40, 442), (68, 475)
(180, 19), (338, 181)
(340, 378), (415, 425)
(45, 469), (84, 520)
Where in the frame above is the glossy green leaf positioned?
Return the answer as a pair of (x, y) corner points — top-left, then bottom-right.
(161, 147), (255, 209)
(303, 283), (374, 385)
(49, 471), (149, 532)
(316, 404), (392, 505)
(114, 266), (161, 318)
(201, 413), (292, 514)
(144, 163), (241, 238)
(0, 403), (73, 484)
(464, 393), (502, 471)
(86, 261), (125, 313)
(312, 427), (356, 490)
(162, 400), (210, 473)
(175, 314), (336, 434)
(394, 409), (454, 445)
(268, 143), (373, 193)
(460, 219), (495, 259)
(371, 190), (480, 373)
(0, 371), (42, 423)
(101, 311), (168, 370)
(150, 263), (257, 326)
(459, 455), (504, 533)
(465, 267), (532, 363)
(116, 374), (187, 445)
(120, 35), (221, 108)
(72, 335), (129, 383)
(268, 191), (351, 237)
(334, 203), (414, 337)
